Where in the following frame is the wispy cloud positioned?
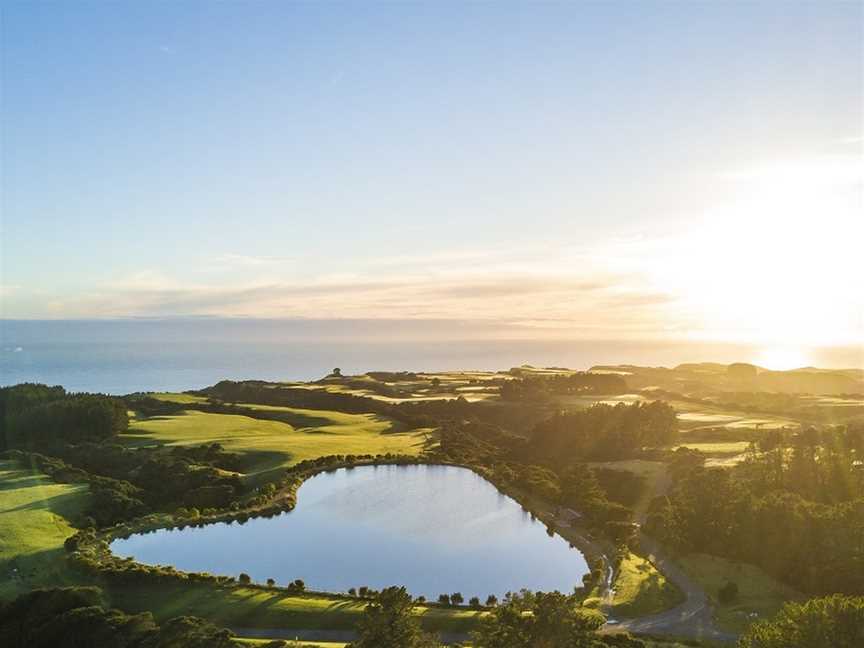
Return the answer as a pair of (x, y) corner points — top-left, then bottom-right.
(213, 253), (296, 268)
(12, 264), (686, 342)
(5, 151), (861, 349)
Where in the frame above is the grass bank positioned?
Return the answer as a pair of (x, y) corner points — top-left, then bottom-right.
(107, 581), (484, 634)
(607, 552), (684, 618)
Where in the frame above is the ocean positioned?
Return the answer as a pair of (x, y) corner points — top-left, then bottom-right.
(1, 319), (860, 395)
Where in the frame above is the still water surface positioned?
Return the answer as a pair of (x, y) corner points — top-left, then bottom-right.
(110, 464), (590, 599)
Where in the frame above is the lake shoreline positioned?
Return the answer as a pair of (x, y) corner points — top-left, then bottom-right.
(103, 460), (608, 602)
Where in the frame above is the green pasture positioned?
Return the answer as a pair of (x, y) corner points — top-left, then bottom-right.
(235, 641), (345, 648)
(0, 459), (90, 599)
(124, 409), (429, 477)
(150, 392), (210, 404)
(109, 582), (484, 635)
(674, 442), (751, 455)
(677, 553), (802, 634)
(607, 552), (684, 618)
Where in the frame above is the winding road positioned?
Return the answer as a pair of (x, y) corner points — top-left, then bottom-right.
(603, 466), (737, 643)
(605, 533), (737, 643)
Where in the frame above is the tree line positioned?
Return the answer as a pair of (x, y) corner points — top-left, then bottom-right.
(1, 383), (127, 450)
(499, 372), (629, 402)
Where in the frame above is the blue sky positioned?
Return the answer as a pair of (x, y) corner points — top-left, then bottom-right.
(2, 2), (862, 353)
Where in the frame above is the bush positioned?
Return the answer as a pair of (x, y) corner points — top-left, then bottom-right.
(718, 580), (739, 604)
(738, 595), (864, 648)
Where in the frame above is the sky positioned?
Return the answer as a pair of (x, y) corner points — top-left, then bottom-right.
(2, 2), (862, 361)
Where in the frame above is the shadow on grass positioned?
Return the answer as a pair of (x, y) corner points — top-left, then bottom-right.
(2, 489), (88, 518)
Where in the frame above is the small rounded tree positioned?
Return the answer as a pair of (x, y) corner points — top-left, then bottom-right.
(718, 581), (739, 605)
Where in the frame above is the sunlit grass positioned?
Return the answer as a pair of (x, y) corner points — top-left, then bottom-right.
(108, 582), (484, 634)
(677, 553), (803, 634)
(607, 552), (684, 617)
(674, 442), (751, 455)
(124, 409), (428, 476)
(0, 460), (90, 600)
(150, 392), (210, 404)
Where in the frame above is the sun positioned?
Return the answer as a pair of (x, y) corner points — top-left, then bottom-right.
(755, 347), (810, 371)
(641, 154), (863, 349)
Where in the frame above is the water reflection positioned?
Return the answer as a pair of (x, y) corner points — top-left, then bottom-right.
(111, 464), (589, 599)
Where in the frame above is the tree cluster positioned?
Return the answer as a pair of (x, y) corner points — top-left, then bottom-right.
(471, 590), (643, 648)
(738, 594), (864, 648)
(499, 373), (628, 402)
(647, 427), (864, 595)
(346, 586), (441, 648)
(531, 401), (678, 462)
(0, 586), (236, 648)
(1, 383), (127, 450)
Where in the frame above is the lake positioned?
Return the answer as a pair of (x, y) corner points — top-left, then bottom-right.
(110, 464), (590, 600)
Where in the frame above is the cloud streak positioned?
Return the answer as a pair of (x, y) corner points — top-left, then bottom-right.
(15, 264), (683, 340)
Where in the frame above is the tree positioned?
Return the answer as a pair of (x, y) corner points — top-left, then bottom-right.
(718, 581), (738, 605)
(0, 586), (236, 648)
(437, 594), (450, 605)
(238, 573), (251, 585)
(348, 586), (441, 648)
(450, 592), (464, 606)
(288, 579), (305, 593)
(485, 594), (498, 607)
(472, 590), (605, 648)
(738, 595), (864, 648)
(469, 596), (481, 609)
(266, 578), (276, 588)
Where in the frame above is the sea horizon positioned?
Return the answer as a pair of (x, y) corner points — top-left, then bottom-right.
(2, 318), (860, 395)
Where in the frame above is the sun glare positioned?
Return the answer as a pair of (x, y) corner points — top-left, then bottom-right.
(644, 155), (863, 348)
(755, 347), (810, 371)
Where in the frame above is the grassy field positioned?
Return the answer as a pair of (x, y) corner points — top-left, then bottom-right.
(0, 459), (90, 600)
(150, 392), (211, 404)
(673, 442), (751, 455)
(607, 552), (684, 618)
(678, 553), (802, 634)
(294, 374), (501, 403)
(108, 582), (484, 635)
(674, 406), (795, 433)
(235, 641), (345, 648)
(124, 408), (429, 477)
